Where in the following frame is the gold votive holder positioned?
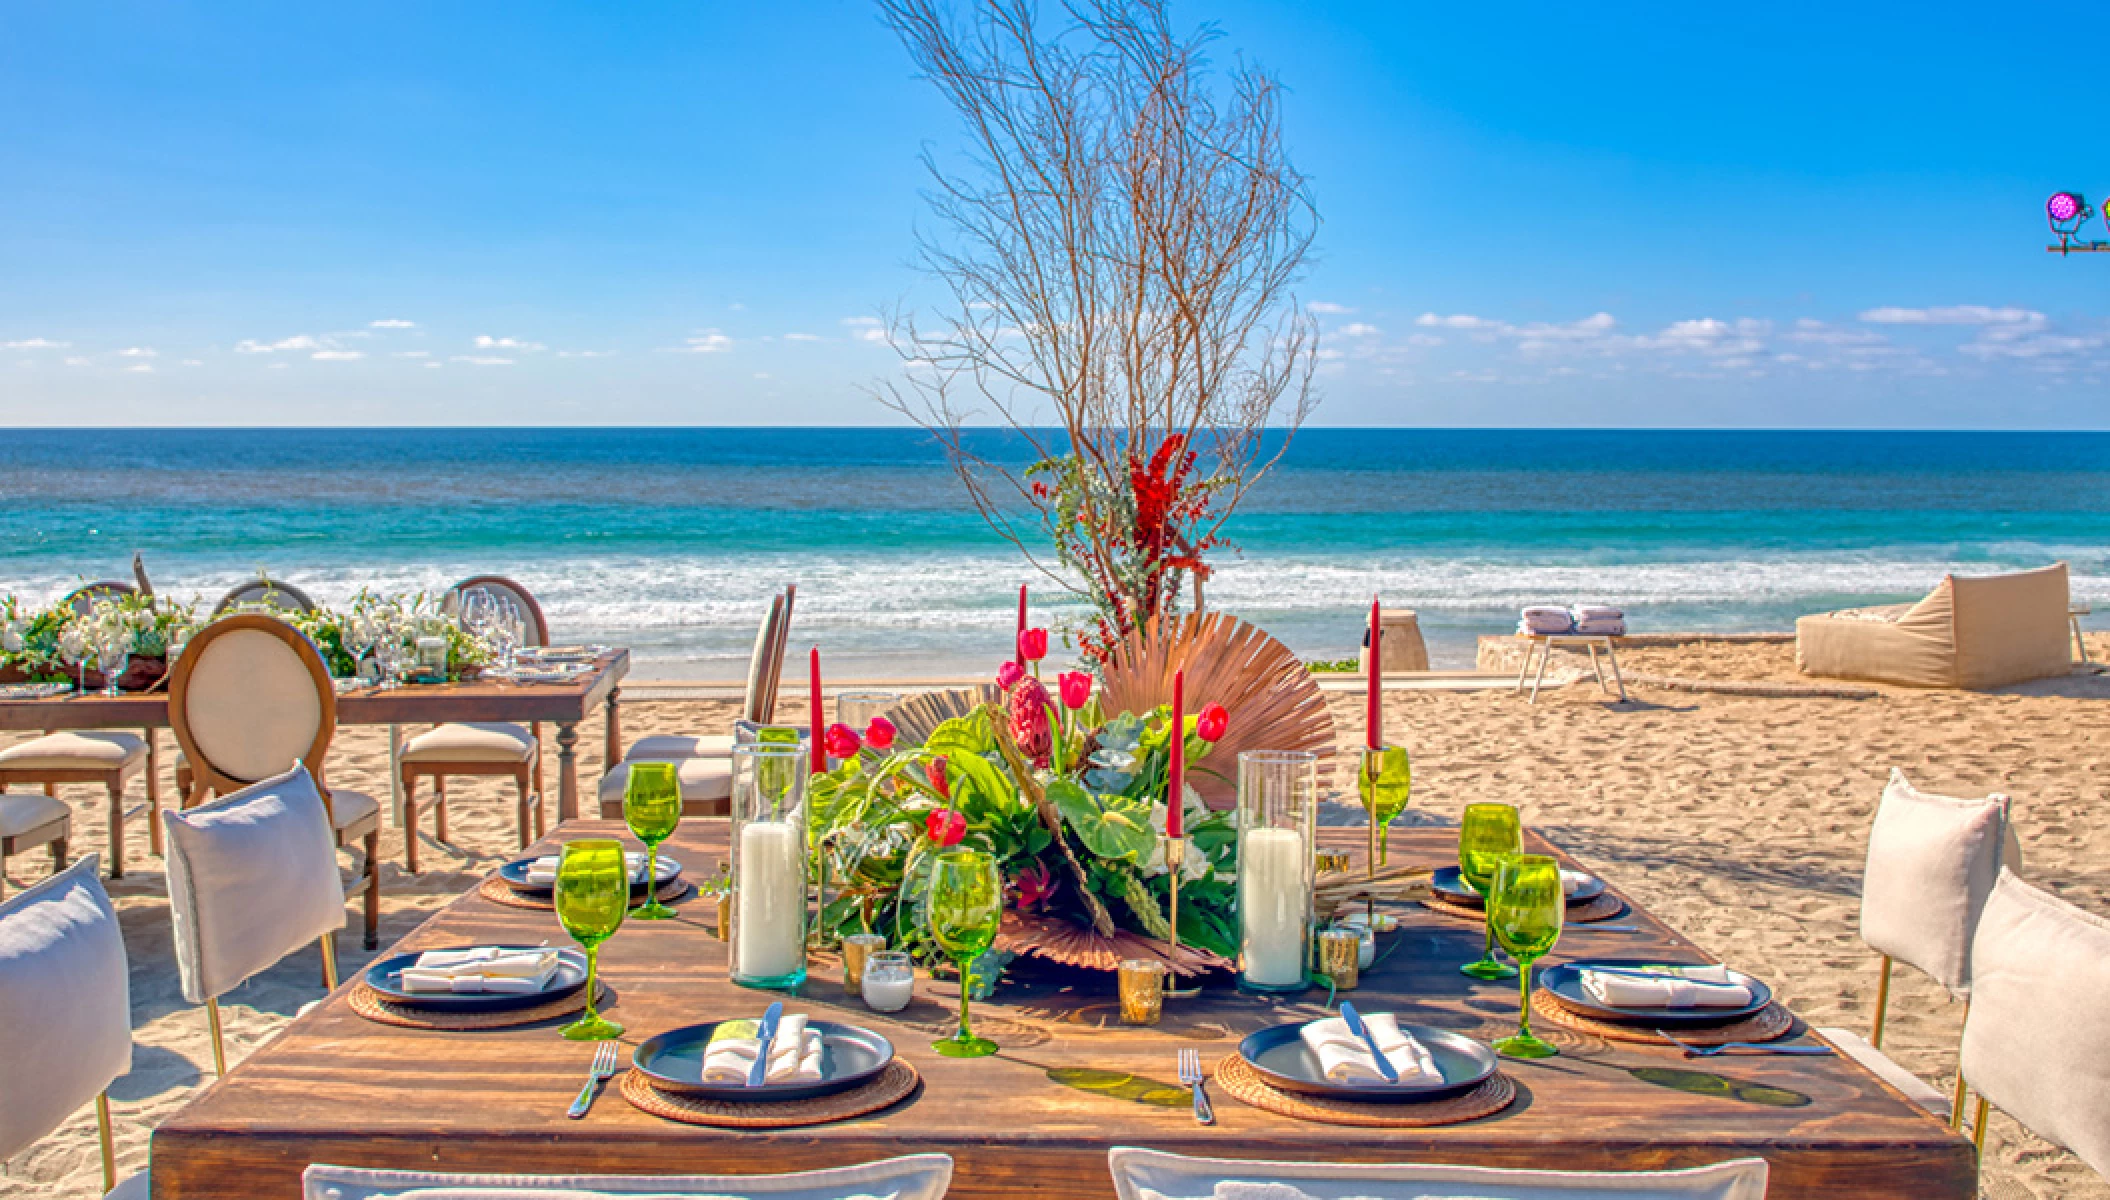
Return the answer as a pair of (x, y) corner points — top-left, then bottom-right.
(1314, 850), (1351, 875)
(1317, 929), (1361, 991)
(841, 933), (886, 995)
(1118, 959), (1165, 1026)
(713, 891), (733, 943)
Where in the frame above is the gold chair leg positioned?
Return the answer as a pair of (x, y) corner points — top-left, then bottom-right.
(96, 1090), (116, 1194)
(1973, 1094), (1990, 1156)
(1871, 954), (1893, 1049)
(1950, 1003), (1970, 1129)
(205, 996), (227, 1078)
(320, 931), (340, 990)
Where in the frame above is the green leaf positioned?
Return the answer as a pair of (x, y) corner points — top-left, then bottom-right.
(941, 751), (1017, 812)
(1048, 779), (1158, 864)
(924, 712), (994, 759)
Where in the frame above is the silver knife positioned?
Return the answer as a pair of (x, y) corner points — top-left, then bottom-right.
(1338, 1001), (1400, 1084)
(746, 1001), (785, 1088)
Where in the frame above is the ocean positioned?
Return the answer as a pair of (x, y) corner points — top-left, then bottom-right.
(1, 428), (2103, 679)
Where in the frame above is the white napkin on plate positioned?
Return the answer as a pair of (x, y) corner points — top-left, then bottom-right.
(1298, 1012), (1443, 1085)
(399, 947), (560, 995)
(524, 852), (653, 887)
(1458, 868), (1591, 896)
(699, 1014), (825, 1084)
(1580, 964), (1753, 1009)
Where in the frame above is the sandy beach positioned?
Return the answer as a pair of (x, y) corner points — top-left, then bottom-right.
(4, 635), (2106, 1199)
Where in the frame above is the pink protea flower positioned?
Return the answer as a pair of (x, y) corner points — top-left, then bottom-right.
(927, 755), (950, 798)
(1008, 675), (1053, 768)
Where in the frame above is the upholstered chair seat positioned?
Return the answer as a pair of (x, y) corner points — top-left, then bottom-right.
(1105, 1147), (1768, 1200)
(0, 731), (147, 771)
(599, 756), (733, 816)
(301, 1154), (956, 1200)
(322, 788), (381, 830)
(402, 721), (537, 763)
(624, 733), (736, 759)
(0, 790), (69, 838)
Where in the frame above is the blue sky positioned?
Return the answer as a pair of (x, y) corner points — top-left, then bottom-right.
(2, 1), (2102, 428)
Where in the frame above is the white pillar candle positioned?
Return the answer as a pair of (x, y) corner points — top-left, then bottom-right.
(735, 819), (804, 982)
(862, 973), (913, 1013)
(1239, 827), (1307, 988)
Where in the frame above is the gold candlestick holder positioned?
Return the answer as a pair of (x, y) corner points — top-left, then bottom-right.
(1161, 835), (1201, 998)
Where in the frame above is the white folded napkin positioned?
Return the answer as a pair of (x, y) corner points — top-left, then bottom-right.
(1299, 1012), (1443, 1085)
(524, 852), (654, 886)
(1561, 869), (1593, 895)
(699, 1014), (825, 1084)
(1580, 964), (1753, 1009)
(399, 947), (560, 995)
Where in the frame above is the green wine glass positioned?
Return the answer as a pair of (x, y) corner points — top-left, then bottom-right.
(554, 839), (627, 1041)
(1357, 745), (1412, 866)
(1458, 801), (1523, 980)
(624, 762), (681, 920)
(1489, 853), (1564, 1059)
(928, 848), (1001, 1058)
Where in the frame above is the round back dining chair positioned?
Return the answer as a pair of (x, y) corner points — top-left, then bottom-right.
(61, 580), (138, 615)
(446, 575), (550, 647)
(211, 576), (317, 616)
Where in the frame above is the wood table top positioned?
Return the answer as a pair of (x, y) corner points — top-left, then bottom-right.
(148, 822), (1976, 1199)
(0, 649), (629, 732)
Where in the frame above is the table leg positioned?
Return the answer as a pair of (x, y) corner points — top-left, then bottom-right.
(1528, 640), (1552, 704)
(556, 722), (579, 823)
(1513, 640), (1535, 694)
(1587, 642), (1608, 693)
(387, 724), (405, 827)
(1606, 641), (1628, 702)
(145, 728), (163, 858)
(604, 686), (623, 777)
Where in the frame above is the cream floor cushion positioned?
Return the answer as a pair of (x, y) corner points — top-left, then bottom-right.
(403, 722), (538, 764)
(0, 730), (147, 772)
(301, 1153), (956, 1200)
(0, 855), (131, 1164)
(0, 790), (70, 837)
(599, 757), (733, 807)
(1107, 1147), (1769, 1200)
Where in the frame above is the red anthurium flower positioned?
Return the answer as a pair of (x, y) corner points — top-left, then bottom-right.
(1017, 627), (1049, 662)
(1057, 670), (1093, 710)
(864, 716), (897, 752)
(822, 722), (862, 760)
(996, 660), (1025, 690)
(926, 808), (967, 848)
(1195, 702), (1229, 742)
(927, 755), (950, 798)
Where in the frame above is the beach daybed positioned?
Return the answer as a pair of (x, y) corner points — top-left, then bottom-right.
(1796, 562), (2073, 689)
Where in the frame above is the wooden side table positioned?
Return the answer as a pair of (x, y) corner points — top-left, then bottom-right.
(1513, 634), (1628, 704)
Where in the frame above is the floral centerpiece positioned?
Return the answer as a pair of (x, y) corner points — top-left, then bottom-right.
(0, 591), (196, 688)
(806, 635), (1238, 987)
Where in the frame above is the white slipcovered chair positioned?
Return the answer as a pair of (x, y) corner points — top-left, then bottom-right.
(0, 855), (149, 1197)
(599, 588), (793, 819)
(211, 574), (318, 615)
(161, 760), (350, 1077)
(168, 613), (381, 952)
(397, 575), (551, 870)
(1958, 869), (2110, 1175)
(300, 1153), (955, 1199)
(1813, 768), (2019, 1125)
(1105, 1148), (1768, 1200)
(0, 788), (72, 900)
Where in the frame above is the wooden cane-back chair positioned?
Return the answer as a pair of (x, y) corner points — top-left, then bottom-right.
(1098, 612), (1337, 810)
(167, 614), (380, 950)
(211, 576), (316, 616)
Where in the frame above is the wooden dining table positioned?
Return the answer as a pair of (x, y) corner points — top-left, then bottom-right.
(0, 649), (629, 823)
(146, 822), (1978, 1199)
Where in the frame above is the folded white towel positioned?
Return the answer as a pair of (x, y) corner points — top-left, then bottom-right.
(1573, 618), (1627, 636)
(699, 1014), (825, 1084)
(1580, 964), (1752, 1009)
(1519, 606), (1576, 635)
(400, 947), (560, 994)
(525, 852), (654, 887)
(1299, 1012), (1444, 1085)
(1572, 605), (1625, 621)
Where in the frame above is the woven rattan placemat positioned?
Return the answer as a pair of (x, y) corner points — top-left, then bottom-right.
(348, 981), (610, 1031)
(477, 874), (693, 912)
(1531, 989), (1794, 1046)
(1214, 1053), (1516, 1128)
(618, 1060), (921, 1128)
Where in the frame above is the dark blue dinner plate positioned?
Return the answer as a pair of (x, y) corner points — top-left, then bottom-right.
(1431, 865), (1605, 909)
(1540, 958), (1772, 1027)
(1237, 1019), (1497, 1103)
(362, 945), (588, 1012)
(631, 1019), (894, 1102)
(498, 855), (682, 897)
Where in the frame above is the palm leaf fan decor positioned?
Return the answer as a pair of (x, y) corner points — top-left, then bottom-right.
(1098, 612), (1337, 809)
(880, 684), (1002, 748)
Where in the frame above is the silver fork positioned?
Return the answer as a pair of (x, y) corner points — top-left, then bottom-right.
(567, 1042), (620, 1119)
(1177, 1047), (1215, 1126)
(1655, 1029), (1834, 1058)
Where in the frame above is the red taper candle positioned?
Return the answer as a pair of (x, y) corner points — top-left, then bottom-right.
(1015, 583), (1028, 667)
(809, 645), (824, 774)
(1167, 669), (1185, 840)
(1366, 596), (1382, 750)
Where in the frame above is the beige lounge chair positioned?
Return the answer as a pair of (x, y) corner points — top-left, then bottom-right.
(1796, 562), (2073, 688)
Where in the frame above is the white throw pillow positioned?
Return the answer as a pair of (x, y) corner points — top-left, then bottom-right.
(300, 1155), (955, 1200)
(1858, 768), (2010, 994)
(162, 762), (347, 1003)
(1108, 1148), (1768, 1200)
(0, 855), (131, 1163)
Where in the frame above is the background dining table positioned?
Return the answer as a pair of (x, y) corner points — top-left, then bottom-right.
(144, 821), (1977, 1199)
(0, 649), (629, 823)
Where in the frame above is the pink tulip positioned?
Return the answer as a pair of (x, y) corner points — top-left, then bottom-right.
(1017, 627), (1049, 662)
(926, 808), (967, 848)
(996, 660), (1025, 690)
(864, 716), (897, 751)
(1195, 702), (1229, 743)
(822, 722), (862, 760)
(1057, 670), (1092, 710)
(928, 756), (950, 798)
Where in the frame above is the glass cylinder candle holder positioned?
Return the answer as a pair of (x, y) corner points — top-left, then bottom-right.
(1317, 928), (1361, 990)
(835, 690), (903, 733)
(730, 742), (810, 991)
(841, 932), (886, 995)
(862, 951), (914, 1012)
(1117, 959), (1165, 1025)
(1236, 750), (1318, 994)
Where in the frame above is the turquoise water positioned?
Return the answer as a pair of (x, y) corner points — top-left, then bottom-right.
(2, 428), (2103, 678)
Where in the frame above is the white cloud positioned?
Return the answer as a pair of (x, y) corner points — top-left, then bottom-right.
(784, 332), (823, 342)
(1416, 313), (1502, 330)
(311, 350), (364, 361)
(1785, 319), (1886, 347)
(236, 334), (322, 354)
(423, 361), (442, 369)
(118, 346), (158, 359)
(667, 329), (735, 354)
(63, 356), (90, 367)
(842, 317), (887, 344)
(370, 318), (416, 329)
(3, 338), (67, 350)
(451, 355), (514, 366)
(180, 359), (203, 367)
(474, 335), (545, 352)
(1308, 302), (1355, 315)
(122, 363), (154, 374)
(754, 372), (772, 380)
(1405, 333), (1443, 347)
(1858, 305), (2044, 326)
(1337, 323), (1381, 338)
(556, 349), (613, 358)
(394, 350), (431, 359)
